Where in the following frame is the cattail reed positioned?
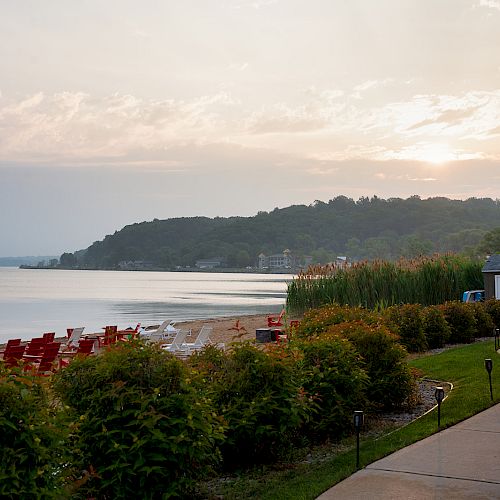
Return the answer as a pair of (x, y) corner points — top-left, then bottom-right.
(287, 255), (483, 313)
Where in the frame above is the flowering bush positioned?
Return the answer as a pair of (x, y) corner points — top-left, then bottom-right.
(53, 342), (223, 498)
(190, 343), (311, 468)
(325, 321), (416, 410)
(294, 335), (367, 439)
(0, 365), (67, 498)
(385, 304), (428, 353)
(422, 305), (451, 348)
(440, 301), (477, 344)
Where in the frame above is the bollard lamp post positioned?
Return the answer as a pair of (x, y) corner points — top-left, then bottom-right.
(353, 410), (364, 469)
(485, 359), (493, 402)
(495, 328), (499, 352)
(434, 387), (445, 428)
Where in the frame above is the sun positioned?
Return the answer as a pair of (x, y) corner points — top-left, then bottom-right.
(416, 143), (456, 164)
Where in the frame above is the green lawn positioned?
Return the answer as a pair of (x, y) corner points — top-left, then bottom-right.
(204, 340), (500, 499)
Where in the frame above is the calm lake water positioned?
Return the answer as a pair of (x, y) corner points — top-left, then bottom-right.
(0, 267), (294, 342)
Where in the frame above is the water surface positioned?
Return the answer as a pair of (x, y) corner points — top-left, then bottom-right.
(0, 268), (293, 342)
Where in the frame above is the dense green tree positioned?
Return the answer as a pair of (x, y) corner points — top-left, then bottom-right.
(72, 197), (500, 269)
(478, 227), (500, 254)
(59, 252), (77, 267)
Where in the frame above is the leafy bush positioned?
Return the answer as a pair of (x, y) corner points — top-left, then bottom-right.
(190, 343), (310, 468)
(440, 301), (477, 344)
(294, 335), (367, 440)
(470, 302), (495, 337)
(385, 304), (428, 353)
(422, 305), (451, 348)
(0, 365), (67, 499)
(295, 303), (379, 339)
(53, 341), (223, 499)
(324, 321), (416, 410)
(484, 299), (500, 329)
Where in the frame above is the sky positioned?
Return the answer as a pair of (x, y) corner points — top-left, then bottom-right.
(1, 0), (500, 256)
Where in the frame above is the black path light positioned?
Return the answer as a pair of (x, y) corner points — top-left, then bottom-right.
(434, 386), (445, 429)
(495, 328), (499, 352)
(353, 410), (364, 470)
(485, 359), (493, 402)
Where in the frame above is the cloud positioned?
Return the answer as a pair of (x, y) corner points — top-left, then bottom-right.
(247, 103), (329, 134)
(2, 86), (500, 167)
(479, 0), (500, 11)
(0, 91), (237, 163)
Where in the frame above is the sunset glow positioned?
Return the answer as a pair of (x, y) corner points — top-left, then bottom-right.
(1, 0), (500, 256)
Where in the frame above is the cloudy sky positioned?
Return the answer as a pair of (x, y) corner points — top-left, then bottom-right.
(1, 0), (500, 256)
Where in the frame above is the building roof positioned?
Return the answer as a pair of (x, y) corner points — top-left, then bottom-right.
(482, 254), (500, 273)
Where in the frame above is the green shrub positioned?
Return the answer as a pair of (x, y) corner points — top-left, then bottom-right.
(422, 305), (451, 348)
(190, 343), (310, 469)
(295, 303), (379, 339)
(440, 301), (477, 344)
(0, 366), (67, 499)
(470, 302), (495, 337)
(294, 335), (367, 440)
(484, 299), (500, 329)
(385, 304), (428, 353)
(53, 341), (223, 499)
(325, 321), (416, 410)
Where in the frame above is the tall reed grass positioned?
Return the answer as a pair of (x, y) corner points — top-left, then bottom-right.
(287, 255), (484, 313)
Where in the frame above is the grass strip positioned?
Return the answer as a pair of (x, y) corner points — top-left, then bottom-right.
(208, 340), (500, 499)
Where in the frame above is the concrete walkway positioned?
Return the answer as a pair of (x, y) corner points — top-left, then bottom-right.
(318, 403), (500, 499)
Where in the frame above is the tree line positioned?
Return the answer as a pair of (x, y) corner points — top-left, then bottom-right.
(59, 196), (500, 270)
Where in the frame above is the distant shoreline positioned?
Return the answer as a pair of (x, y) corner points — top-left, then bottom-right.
(18, 265), (297, 275)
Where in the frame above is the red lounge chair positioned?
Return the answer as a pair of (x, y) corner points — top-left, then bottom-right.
(59, 339), (94, 368)
(24, 338), (46, 356)
(98, 325), (118, 348)
(24, 342), (61, 374)
(3, 345), (26, 367)
(0, 338), (22, 356)
(42, 332), (56, 343)
(268, 309), (285, 327)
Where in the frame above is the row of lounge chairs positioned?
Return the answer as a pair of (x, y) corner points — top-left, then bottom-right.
(0, 332), (95, 374)
(1, 319), (224, 372)
(140, 322), (222, 355)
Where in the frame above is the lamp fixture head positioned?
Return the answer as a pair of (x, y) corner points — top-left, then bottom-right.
(434, 386), (445, 404)
(485, 359), (493, 373)
(353, 410), (364, 428)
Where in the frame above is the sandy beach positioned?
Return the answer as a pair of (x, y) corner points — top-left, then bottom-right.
(167, 313), (284, 345)
(0, 313), (294, 349)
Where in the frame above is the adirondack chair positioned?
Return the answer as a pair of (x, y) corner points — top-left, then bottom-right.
(3, 345), (26, 367)
(59, 339), (95, 368)
(97, 325), (118, 348)
(24, 338), (46, 356)
(23, 342), (61, 374)
(0, 338), (22, 356)
(42, 332), (56, 343)
(267, 309), (285, 327)
(65, 327), (85, 350)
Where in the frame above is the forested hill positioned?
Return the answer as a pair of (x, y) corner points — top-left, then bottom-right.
(62, 196), (500, 269)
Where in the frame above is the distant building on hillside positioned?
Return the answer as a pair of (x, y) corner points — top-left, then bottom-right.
(117, 260), (156, 270)
(258, 249), (312, 270)
(195, 257), (225, 269)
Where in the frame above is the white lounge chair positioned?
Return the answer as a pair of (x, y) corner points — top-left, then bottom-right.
(139, 320), (177, 340)
(65, 327), (85, 350)
(161, 329), (190, 352)
(179, 325), (215, 354)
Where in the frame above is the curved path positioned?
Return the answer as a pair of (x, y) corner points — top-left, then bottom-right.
(318, 403), (500, 499)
